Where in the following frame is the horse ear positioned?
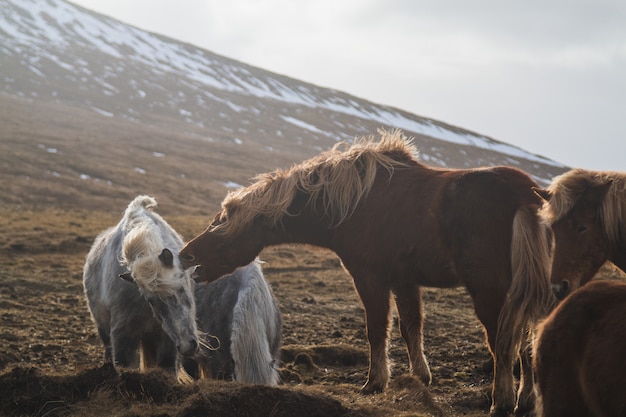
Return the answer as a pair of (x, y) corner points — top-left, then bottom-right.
(533, 187), (551, 202)
(158, 248), (174, 268)
(119, 272), (135, 283)
(583, 180), (613, 204)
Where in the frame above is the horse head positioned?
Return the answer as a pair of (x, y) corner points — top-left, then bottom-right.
(180, 210), (262, 283)
(122, 228), (199, 357)
(536, 179), (613, 299)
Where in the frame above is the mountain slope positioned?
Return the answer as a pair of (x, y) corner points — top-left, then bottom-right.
(0, 0), (567, 214)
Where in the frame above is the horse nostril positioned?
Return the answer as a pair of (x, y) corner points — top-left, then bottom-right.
(553, 280), (570, 300)
(180, 253), (197, 270)
(178, 338), (198, 357)
(181, 253), (195, 262)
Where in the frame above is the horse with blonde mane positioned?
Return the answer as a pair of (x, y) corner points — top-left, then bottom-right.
(537, 168), (626, 299)
(533, 279), (626, 417)
(84, 196), (199, 373)
(180, 130), (554, 416)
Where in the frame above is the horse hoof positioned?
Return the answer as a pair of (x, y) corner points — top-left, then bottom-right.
(514, 405), (536, 417)
(489, 406), (512, 417)
(360, 382), (384, 395)
(419, 372), (432, 386)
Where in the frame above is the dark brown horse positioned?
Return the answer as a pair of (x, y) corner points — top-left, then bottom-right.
(181, 130), (554, 416)
(537, 169), (626, 299)
(533, 279), (626, 417)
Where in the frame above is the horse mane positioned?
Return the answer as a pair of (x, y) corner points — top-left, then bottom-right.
(541, 169), (626, 245)
(216, 130), (419, 237)
(121, 197), (182, 296)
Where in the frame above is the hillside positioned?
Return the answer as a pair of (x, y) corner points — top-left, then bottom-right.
(0, 0), (568, 217)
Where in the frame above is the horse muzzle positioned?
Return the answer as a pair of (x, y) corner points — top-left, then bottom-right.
(190, 265), (205, 282)
(178, 338), (199, 357)
(552, 280), (571, 300)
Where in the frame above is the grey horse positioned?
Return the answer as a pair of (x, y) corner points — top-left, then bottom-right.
(83, 195), (198, 373)
(185, 259), (282, 385)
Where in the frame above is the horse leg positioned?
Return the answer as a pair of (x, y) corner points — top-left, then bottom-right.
(352, 273), (392, 394)
(472, 294), (516, 417)
(155, 334), (177, 373)
(497, 306), (535, 417)
(182, 357), (200, 380)
(97, 326), (113, 364)
(393, 285), (431, 385)
(515, 330), (535, 416)
(140, 341), (156, 370)
(111, 328), (140, 369)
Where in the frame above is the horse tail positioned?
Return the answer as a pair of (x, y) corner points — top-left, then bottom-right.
(230, 263), (281, 385)
(126, 195), (157, 214)
(497, 204), (555, 354)
(121, 195), (158, 233)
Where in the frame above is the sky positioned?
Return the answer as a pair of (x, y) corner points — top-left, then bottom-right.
(70, 0), (625, 171)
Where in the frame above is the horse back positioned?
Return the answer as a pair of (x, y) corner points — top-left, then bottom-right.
(338, 165), (540, 288)
(441, 166), (541, 231)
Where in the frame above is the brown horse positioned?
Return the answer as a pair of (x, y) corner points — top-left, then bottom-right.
(533, 279), (626, 417)
(537, 169), (626, 299)
(180, 130), (554, 416)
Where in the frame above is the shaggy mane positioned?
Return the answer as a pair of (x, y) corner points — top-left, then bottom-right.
(120, 197), (182, 296)
(214, 130), (419, 237)
(540, 168), (626, 245)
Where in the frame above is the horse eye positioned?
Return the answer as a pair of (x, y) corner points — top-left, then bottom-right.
(577, 225), (587, 233)
(209, 217), (227, 232)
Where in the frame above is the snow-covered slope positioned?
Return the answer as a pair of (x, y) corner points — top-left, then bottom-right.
(0, 0), (566, 185)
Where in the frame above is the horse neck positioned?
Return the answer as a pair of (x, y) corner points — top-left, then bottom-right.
(262, 211), (334, 249)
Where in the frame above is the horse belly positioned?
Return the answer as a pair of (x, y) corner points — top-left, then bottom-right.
(416, 259), (462, 288)
(352, 240), (462, 289)
(398, 244), (461, 288)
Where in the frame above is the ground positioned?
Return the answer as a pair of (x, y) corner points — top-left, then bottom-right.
(1, 206), (622, 417)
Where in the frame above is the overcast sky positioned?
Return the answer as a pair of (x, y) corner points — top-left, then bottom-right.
(70, 0), (625, 171)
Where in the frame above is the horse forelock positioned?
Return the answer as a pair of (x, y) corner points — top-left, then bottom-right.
(121, 222), (186, 296)
(540, 171), (584, 226)
(216, 130), (418, 237)
(541, 169), (626, 245)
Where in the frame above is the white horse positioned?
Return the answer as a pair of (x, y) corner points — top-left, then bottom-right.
(83, 195), (198, 373)
(186, 259), (282, 385)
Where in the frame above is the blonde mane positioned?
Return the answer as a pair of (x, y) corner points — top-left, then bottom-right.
(541, 168), (626, 245)
(215, 130), (419, 237)
(121, 222), (181, 296)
